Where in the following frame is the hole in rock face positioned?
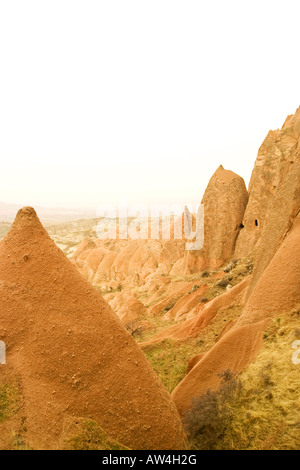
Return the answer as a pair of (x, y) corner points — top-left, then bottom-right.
(240, 223), (244, 229)
(255, 219), (259, 227)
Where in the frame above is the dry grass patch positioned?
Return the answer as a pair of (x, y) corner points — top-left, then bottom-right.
(184, 312), (300, 450)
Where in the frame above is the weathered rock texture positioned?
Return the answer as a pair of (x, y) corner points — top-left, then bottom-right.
(171, 107), (300, 415)
(73, 237), (186, 287)
(140, 277), (250, 346)
(0, 207), (188, 450)
(174, 166), (248, 275)
(199, 165), (248, 267)
(172, 211), (300, 415)
(237, 212), (300, 327)
(171, 319), (266, 416)
(108, 290), (147, 327)
(72, 167), (247, 285)
(235, 106), (300, 262)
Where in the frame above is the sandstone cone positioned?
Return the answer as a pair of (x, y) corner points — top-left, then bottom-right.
(177, 166), (248, 274)
(201, 165), (248, 267)
(0, 207), (188, 450)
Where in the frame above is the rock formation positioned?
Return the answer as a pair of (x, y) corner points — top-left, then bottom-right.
(171, 166), (248, 275)
(172, 212), (300, 415)
(237, 212), (300, 327)
(0, 207), (188, 450)
(72, 167), (248, 285)
(140, 277), (250, 346)
(171, 108), (300, 416)
(200, 165), (248, 268)
(108, 290), (147, 328)
(171, 319), (266, 416)
(235, 105), (300, 261)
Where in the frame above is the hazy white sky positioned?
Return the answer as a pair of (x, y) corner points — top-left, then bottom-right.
(0, 0), (300, 210)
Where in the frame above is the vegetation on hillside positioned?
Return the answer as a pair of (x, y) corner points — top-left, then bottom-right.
(183, 314), (300, 450)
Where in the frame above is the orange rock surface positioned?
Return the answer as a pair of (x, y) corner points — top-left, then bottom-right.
(0, 207), (188, 450)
